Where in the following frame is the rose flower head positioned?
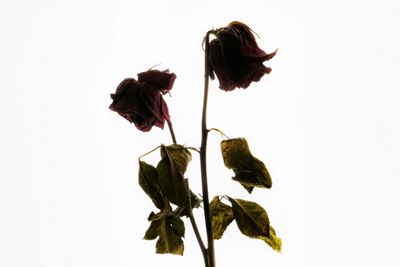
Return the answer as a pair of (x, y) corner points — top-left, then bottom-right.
(109, 69), (176, 132)
(209, 21), (277, 91)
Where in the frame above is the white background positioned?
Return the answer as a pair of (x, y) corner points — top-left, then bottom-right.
(1, 0), (400, 266)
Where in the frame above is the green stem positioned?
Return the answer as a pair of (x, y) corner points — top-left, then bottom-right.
(200, 30), (216, 267)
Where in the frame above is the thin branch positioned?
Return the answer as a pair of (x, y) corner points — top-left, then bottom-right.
(167, 118), (208, 266)
(208, 128), (230, 139)
(187, 147), (201, 153)
(167, 119), (177, 144)
(187, 192), (209, 267)
(138, 145), (162, 161)
(200, 30), (216, 267)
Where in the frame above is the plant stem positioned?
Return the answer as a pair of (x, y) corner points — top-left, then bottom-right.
(138, 145), (162, 161)
(188, 195), (210, 267)
(167, 119), (177, 144)
(208, 128), (230, 139)
(167, 119), (209, 267)
(200, 30), (216, 267)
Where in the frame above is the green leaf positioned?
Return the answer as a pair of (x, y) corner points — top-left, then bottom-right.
(228, 198), (270, 238)
(138, 161), (165, 209)
(259, 226), (282, 252)
(157, 145), (192, 207)
(210, 196), (234, 240)
(156, 216), (185, 255)
(221, 138), (272, 193)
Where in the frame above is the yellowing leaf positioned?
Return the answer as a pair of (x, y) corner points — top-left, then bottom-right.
(143, 208), (185, 256)
(179, 190), (202, 217)
(160, 144), (192, 174)
(221, 138), (252, 169)
(138, 161), (165, 209)
(210, 196), (234, 239)
(228, 198), (270, 238)
(259, 226), (282, 253)
(156, 216), (185, 255)
(227, 197), (282, 253)
(157, 145), (192, 207)
(143, 219), (162, 240)
(220, 138), (272, 193)
(169, 216), (185, 238)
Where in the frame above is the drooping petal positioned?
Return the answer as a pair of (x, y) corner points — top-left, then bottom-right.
(208, 21), (277, 91)
(209, 39), (237, 91)
(138, 84), (170, 130)
(227, 22), (268, 60)
(109, 78), (170, 132)
(137, 69), (177, 94)
(110, 78), (133, 103)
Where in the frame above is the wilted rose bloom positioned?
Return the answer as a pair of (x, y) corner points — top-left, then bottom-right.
(137, 69), (176, 95)
(209, 21), (277, 91)
(109, 69), (176, 132)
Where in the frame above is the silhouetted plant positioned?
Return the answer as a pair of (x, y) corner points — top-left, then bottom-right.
(109, 21), (281, 267)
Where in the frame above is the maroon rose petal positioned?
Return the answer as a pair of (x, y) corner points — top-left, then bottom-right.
(137, 69), (177, 95)
(209, 21), (277, 91)
(109, 77), (171, 132)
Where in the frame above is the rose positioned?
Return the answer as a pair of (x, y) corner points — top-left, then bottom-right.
(209, 21), (277, 91)
(109, 69), (176, 132)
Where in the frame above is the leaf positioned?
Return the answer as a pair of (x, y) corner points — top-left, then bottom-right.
(143, 208), (185, 255)
(259, 226), (282, 253)
(228, 198), (270, 238)
(179, 190), (202, 217)
(189, 191), (202, 209)
(250, 156), (272, 188)
(138, 161), (165, 209)
(231, 170), (259, 194)
(221, 138), (252, 169)
(221, 138), (272, 193)
(156, 216), (185, 255)
(143, 219), (163, 240)
(144, 209), (170, 240)
(168, 216), (185, 238)
(210, 196), (234, 239)
(160, 144), (192, 174)
(147, 204), (172, 221)
(227, 198), (281, 252)
(157, 145), (192, 206)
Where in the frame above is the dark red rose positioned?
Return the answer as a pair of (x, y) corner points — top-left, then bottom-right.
(209, 21), (277, 91)
(137, 69), (176, 95)
(109, 70), (176, 132)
